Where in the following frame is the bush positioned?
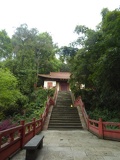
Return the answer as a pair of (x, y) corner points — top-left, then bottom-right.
(0, 119), (17, 131)
(12, 88), (55, 123)
(0, 68), (27, 119)
(73, 88), (120, 122)
(74, 88), (96, 111)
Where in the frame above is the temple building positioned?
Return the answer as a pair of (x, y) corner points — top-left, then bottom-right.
(38, 72), (71, 91)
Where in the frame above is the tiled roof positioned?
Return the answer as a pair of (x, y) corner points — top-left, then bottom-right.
(38, 72), (71, 79)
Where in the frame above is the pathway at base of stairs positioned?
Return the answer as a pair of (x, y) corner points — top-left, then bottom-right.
(11, 130), (120, 160)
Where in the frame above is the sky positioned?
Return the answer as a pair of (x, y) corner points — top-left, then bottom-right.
(0, 0), (120, 47)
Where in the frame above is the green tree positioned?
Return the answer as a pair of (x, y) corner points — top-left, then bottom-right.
(0, 68), (25, 119)
(58, 46), (78, 62)
(0, 30), (12, 60)
(92, 9), (120, 111)
(10, 24), (61, 96)
(70, 8), (120, 121)
(35, 32), (59, 74)
(11, 24), (37, 95)
(0, 24), (63, 120)
(57, 46), (78, 72)
(70, 25), (104, 88)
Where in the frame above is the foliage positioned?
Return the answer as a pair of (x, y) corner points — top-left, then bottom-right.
(58, 46), (78, 63)
(70, 8), (120, 121)
(0, 30), (12, 60)
(91, 9), (120, 112)
(0, 68), (27, 120)
(0, 24), (61, 121)
(89, 107), (120, 122)
(12, 106), (45, 123)
(12, 88), (55, 122)
(0, 119), (17, 131)
(59, 62), (70, 72)
(1, 24), (60, 97)
(56, 46), (78, 72)
(30, 87), (54, 107)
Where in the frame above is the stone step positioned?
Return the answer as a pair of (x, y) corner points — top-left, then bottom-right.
(49, 125), (82, 128)
(57, 95), (70, 97)
(50, 117), (80, 120)
(53, 106), (76, 109)
(53, 107), (77, 109)
(49, 122), (81, 125)
(50, 115), (80, 118)
(57, 98), (72, 100)
(57, 100), (72, 102)
(52, 110), (78, 113)
(50, 121), (81, 125)
(50, 118), (80, 121)
(52, 113), (78, 115)
(50, 116), (80, 118)
(55, 105), (74, 107)
(49, 120), (81, 123)
(48, 126), (82, 129)
(57, 96), (71, 98)
(56, 103), (72, 106)
(50, 113), (80, 116)
(52, 110), (78, 112)
(51, 111), (79, 114)
(48, 91), (83, 130)
(52, 111), (78, 116)
(51, 111), (78, 114)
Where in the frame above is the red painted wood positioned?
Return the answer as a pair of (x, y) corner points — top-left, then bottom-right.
(103, 130), (120, 141)
(89, 125), (99, 136)
(0, 126), (22, 160)
(74, 96), (120, 141)
(0, 139), (21, 160)
(33, 118), (36, 137)
(20, 120), (25, 148)
(0, 93), (120, 159)
(0, 95), (53, 159)
(60, 82), (68, 91)
(99, 118), (103, 138)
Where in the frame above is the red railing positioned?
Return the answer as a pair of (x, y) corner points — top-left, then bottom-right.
(0, 97), (54, 160)
(74, 96), (120, 141)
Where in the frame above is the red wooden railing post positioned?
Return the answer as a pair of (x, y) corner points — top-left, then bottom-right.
(20, 120), (25, 148)
(87, 115), (89, 130)
(33, 118), (36, 136)
(40, 114), (43, 130)
(99, 118), (103, 139)
(0, 133), (2, 149)
(9, 133), (14, 143)
(45, 102), (48, 116)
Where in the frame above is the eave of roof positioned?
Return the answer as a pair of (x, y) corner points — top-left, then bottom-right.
(38, 72), (71, 80)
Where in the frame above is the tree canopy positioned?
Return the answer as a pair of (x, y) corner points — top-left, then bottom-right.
(69, 8), (120, 121)
(0, 24), (62, 120)
(0, 8), (120, 122)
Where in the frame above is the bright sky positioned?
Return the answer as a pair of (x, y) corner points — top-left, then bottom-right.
(0, 0), (119, 47)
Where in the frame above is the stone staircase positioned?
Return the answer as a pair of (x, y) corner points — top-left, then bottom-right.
(48, 91), (82, 130)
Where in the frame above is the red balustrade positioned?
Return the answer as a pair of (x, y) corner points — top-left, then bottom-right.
(0, 96), (55, 160)
(0, 125), (22, 160)
(74, 96), (120, 141)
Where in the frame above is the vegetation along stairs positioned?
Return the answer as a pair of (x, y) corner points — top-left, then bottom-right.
(48, 91), (82, 130)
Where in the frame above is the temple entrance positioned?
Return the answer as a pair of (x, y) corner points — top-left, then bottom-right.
(38, 72), (71, 91)
(60, 82), (68, 91)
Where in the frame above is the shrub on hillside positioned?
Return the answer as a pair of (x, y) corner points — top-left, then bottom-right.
(0, 119), (17, 131)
